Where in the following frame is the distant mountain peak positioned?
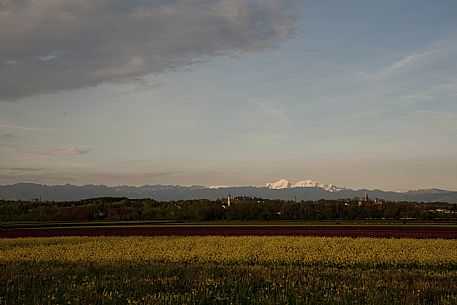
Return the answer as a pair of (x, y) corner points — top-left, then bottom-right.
(265, 179), (292, 189)
(209, 185), (229, 189)
(266, 179), (345, 192)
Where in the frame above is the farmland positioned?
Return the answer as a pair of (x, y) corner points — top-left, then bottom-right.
(3, 224), (457, 239)
(2, 199), (457, 304)
(2, 236), (457, 304)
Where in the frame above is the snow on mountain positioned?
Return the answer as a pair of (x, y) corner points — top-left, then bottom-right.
(293, 180), (345, 192)
(266, 179), (345, 192)
(265, 179), (292, 189)
(292, 180), (325, 189)
(209, 185), (229, 189)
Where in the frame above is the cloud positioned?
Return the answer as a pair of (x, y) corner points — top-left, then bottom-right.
(0, 123), (51, 132)
(110, 171), (176, 180)
(31, 147), (92, 156)
(370, 37), (457, 80)
(0, 170), (176, 186)
(366, 48), (439, 82)
(0, 0), (304, 101)
(0, 172), (78, 184)
(377, 50), (436, 78)
(112, 79), (164, 97)
(47, 148), (91, 156)
(251, 98), (293, 125)
(0, 166), (42, 172)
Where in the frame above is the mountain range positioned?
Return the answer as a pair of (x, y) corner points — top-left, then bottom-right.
(0, 179), (456, 203)
(265, 179), (345, 192)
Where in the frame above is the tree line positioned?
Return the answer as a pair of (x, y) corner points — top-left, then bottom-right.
(1, 197), (457, 222)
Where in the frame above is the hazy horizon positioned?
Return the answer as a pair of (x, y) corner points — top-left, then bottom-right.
(1, 178), (456, 193)
(1, 0), (456, 192)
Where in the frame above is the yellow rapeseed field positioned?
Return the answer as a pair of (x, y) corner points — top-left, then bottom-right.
(1, 236), (457, 266)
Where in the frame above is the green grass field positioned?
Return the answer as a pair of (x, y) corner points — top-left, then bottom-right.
(3, 261), (457, 305)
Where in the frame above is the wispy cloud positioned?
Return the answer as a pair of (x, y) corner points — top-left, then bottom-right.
(124, 172), (175, 179)
(400, 91), (435, 102)
(251, 99), (293, 125)
(0, 170), (176, 186)
(370, 38), (457, 80)
(30, 148), (92, 156)
(0, 172), (78, 184)
(0, 123), (49, 132)
(399, 77), (457, 105)
(113, 79), (164, 97)
(47, 148), (92, 156)
(0, 166), (42, 172)
(376, 50), (437, 79)
(408, 110), (457, 130)
(0, 0), (304, 101)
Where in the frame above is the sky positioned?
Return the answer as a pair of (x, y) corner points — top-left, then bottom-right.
(1, 0), (456, 191)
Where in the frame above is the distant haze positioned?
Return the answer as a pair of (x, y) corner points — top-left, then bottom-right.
(1, 0), (456, 191)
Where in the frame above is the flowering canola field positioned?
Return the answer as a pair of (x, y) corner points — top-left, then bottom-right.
(2, 236), (457, 265)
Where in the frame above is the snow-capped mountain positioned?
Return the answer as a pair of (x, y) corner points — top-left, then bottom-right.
(209, 185), (229, 189)
(265, 179), (292, 189)
(292, 180), (346, 192)
(266, 179), (345, 192)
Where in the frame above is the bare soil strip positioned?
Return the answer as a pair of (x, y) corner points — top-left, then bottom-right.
(2, 225), (457, 239)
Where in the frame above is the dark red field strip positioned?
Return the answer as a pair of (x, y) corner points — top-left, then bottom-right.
(2, 226), (457, 239)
